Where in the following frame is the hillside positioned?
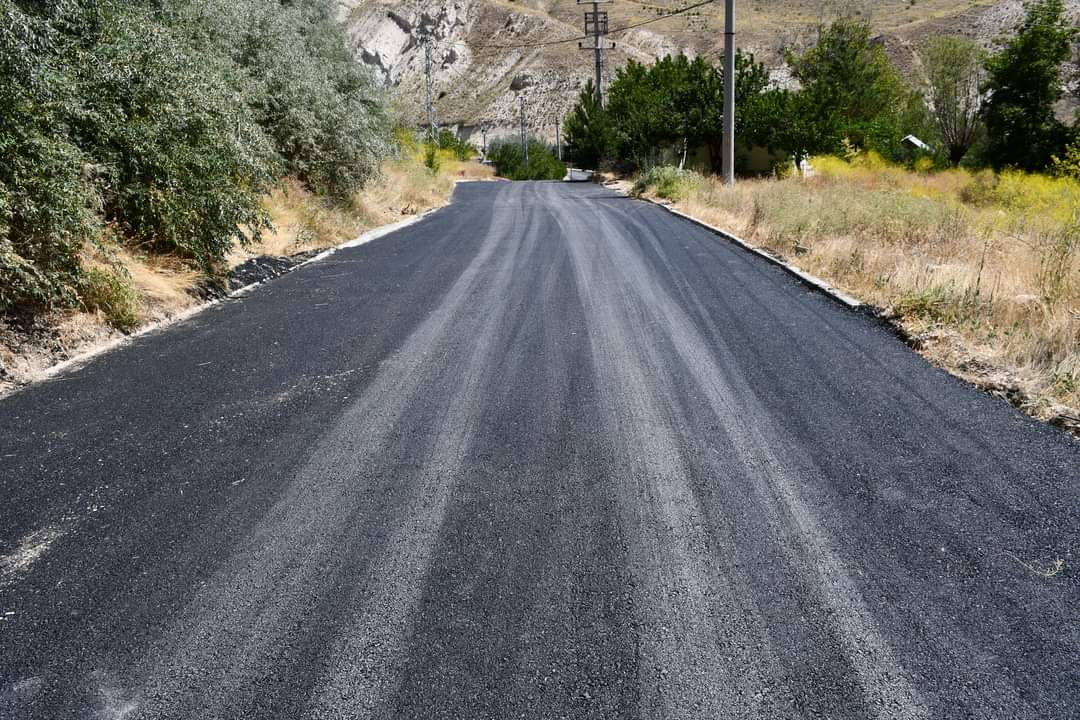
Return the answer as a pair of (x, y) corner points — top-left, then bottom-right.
(337, 0), (1080, 144)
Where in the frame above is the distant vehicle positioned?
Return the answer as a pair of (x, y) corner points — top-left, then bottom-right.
(565, 168), (594, 182)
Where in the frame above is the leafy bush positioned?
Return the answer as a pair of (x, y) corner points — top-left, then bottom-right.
(423, 143), (441, 173)
(436, 129), (475, 161)
(69, 3), (273, 269)
(0, 2), (98, 310)
(1051, 138), (1080, 180)
(488, 139), (566, 181)
(0, 0), (390, 312)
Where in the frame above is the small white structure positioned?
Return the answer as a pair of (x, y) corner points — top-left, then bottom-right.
(901, 135), (932, 152)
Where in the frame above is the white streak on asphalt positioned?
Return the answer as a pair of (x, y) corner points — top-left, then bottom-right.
(307, 184), (535, 719)
(557, 184), (774, 720)
(587, 195), (928, 720)
(0, 525), (63, 590)
(125, 184), (526, 719)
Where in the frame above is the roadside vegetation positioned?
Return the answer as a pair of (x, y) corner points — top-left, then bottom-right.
(0, 0), (492, 389)
(487, 138), (567, 181)
(640, 157), (1080, 420)
(568, 1), (1078, 175)
(582, 0), (1080, 425)
(0, 0), (392, 315)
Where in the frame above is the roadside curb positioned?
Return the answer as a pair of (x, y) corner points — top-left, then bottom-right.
(25, 208), (441, 389)
(640, 196), (863, 310)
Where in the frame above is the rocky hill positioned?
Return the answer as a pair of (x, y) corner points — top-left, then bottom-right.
(336, 0), (1080, 145)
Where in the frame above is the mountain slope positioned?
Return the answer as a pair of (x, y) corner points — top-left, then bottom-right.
(336, 0), (1080, 142)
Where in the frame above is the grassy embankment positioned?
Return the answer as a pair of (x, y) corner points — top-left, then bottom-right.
(0, 150), (492, 389)
(635, 159), (1080, 427)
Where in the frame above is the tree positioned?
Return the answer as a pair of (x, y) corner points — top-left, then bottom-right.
(0, 0), (392, 312)
(788, 18), (909, 156)
(982, 0), (1076, 171)
(600, 52), (766, 172)
(922, 36), (986, 165)
(724, 50), (771, 170)
(563, 79), (612, 169)
(606, 60), (666, 168)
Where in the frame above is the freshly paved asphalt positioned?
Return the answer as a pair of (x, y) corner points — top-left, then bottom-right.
(1, 181), (1077, 719)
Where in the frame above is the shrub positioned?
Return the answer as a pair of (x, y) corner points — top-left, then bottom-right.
(423, 143), (441, 173)
(436, 129), (474, 161)
(488, 139), (565, 181)
(633, 166), (703, 201)
(193, 0), (390, 200)
(1051, 138), (1080, 179)
(69, 4), (273, 269)
(78, 265), (140, 331)
(1, 0), (391, 313)
(0, 2), (98, 311)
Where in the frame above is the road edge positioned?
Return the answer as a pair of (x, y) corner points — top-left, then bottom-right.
(21, 207), (443, 391)
(641, 196), (863, 310)
(628, 192), (1080, 438)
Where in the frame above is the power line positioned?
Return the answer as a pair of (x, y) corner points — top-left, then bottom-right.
(471, 0), (715, 53)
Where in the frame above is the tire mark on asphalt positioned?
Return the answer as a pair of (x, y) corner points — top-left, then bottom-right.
(586, 195), (928, 720)
(306, 186), (552, 720)
(556, 184), (776, 720)
(124, 183), (529, 719)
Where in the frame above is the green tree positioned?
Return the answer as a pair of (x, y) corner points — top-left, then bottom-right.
(921, 36), (986, 165)
(563, 79), (613, 169)
(67, 2), (273, 268)
(606, 60), (665, 168)
(603, 52), (769, 172)
(723, 50), (771, 170)
(788, 18), (910, 156)
(982, 0), (1076, 171)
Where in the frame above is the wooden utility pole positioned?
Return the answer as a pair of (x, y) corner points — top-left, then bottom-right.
(722, 0), (735, 184)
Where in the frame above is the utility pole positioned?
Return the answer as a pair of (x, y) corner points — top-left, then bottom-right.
(520, 96), (529, 168)
(578, 0), (613, 106)
(424, 39), (437, 142)
(722, 0), (735, 184)
(556, 118), (562, 161)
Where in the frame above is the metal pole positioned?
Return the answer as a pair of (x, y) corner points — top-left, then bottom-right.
(556, 118), (562, 161)
(722, 0), (735, 184)
(593, 1), (603, 106)
(520, 97), (529, 168)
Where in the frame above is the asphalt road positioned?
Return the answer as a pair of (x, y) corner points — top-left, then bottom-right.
(1, 181), (1078, 719)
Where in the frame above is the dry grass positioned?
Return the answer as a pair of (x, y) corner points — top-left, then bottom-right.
(660, 155), (1080, 420)
(236, 154), (493, 264)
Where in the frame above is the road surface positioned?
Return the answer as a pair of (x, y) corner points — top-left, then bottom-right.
(1, 181), (1077, 719)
